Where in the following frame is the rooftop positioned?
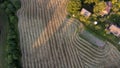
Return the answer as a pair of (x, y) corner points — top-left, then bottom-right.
(108, 24), (120, 37)
(100, 1), (112, 16)
(80, 8), (91, 18)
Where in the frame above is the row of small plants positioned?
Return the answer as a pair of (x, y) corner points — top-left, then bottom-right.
(0, 0), (21, 68)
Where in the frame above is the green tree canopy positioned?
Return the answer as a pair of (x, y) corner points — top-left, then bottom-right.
(108, 14), (120, 26)
(67, 0), (81, 15)
(112, 2), (120, 12)
(84, 0), (99, 4)
(93, 1), (106, 15)
(111, 0), (118, 4)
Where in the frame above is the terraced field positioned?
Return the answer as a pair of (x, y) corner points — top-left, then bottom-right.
(17, 0), (120, 68)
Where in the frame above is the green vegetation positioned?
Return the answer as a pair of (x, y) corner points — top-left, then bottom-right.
(108, 13), (120, 25)
(67, 0), (120, 50)
(67, 0), (81, 17)
(0, 0), (21, 68)
(84, 0), (99, 4)
(0, 9), (8, 68)
(112, 2), (120, 12)
(93, 1), (106, 16)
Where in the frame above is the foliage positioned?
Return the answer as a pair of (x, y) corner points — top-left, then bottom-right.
(111, 0), (118, 4)
(93, 1), (106, 16)
(67, 0), (81, 16)
(0, 0), (21, 68)
(10, 0), (21, 9)
(0, 3), (6, 9)
(112, 2), (120, 12)
(7, 3), (15, 12)
(84, 0), (99, 4)
(79, 16), (92, 25)
(108, 14), (120, 25)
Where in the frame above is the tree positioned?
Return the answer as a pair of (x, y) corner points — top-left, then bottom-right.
(93, 1), (106, 16)
(108, 14), (120, 26)
(84, 0), (99, 4)
(112, 2), (120, 12)
(0, 3), (6, 9)
(67, 0), (81, 16)
(7, 4), (15, 12)
(111, 0), (118, 4)
(10, 0), (21, 9)
(9, 15), (17, 24)
(5, 8), (11, 14)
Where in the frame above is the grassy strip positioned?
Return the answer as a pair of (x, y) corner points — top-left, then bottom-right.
(0, 0), (21, 68)
(79, 33), (99, 48)
(85, 25), (120, 50)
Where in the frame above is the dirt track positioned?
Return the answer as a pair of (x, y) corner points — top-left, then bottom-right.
(17, 0), (120, 68)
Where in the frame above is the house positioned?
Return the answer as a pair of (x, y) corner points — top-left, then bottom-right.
(108, 24), (120, 37)
(100, 1), (112, 16)
(80, 8), (91, 18)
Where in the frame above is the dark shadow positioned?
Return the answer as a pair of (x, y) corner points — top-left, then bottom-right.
(82, 3), (95, 13)
(0, 8), (9, 68)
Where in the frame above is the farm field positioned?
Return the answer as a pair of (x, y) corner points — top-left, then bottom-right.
(17, 0), (120, 68)
(0, 9), (8, 68)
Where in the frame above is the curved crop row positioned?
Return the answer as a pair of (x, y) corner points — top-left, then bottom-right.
(17, 0), (120, 68)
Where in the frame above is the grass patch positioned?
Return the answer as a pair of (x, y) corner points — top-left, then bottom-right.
(85, 24), (120, 50)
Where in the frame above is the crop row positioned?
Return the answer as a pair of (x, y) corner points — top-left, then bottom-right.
(17, 0), (120, 68)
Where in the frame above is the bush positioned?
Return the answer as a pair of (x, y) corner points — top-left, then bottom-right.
(67, 0), (81, 15)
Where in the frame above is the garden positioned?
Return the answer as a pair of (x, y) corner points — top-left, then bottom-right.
(67, 0), (120, 50)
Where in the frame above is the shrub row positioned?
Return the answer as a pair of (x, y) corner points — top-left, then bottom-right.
(0, 0), (21, 68)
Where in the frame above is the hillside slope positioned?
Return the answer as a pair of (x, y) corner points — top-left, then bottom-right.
(17, 0), (120, 68)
